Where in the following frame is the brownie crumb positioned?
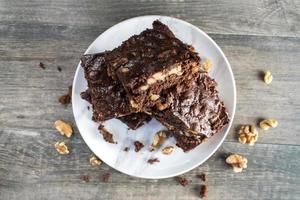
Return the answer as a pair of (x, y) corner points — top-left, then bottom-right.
(197, 173), (207, 182)
(134, 141), (144, 152)
(57, 66), (62, 72)
(147, 158), (160, 164)
(101, 172), (110, 182)
(177, 177), (189, 187)
(38, 62), (45, 69)
(16, 115), (25, 119)
(59, 85), (72, 105)
(82, 175), (90, 183)
(124, 147), (129, 152)
(200, 185), (208, 198)
(87, 106), (90, 110)
(98, 125), (117, 144)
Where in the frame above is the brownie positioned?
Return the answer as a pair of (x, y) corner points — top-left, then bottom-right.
(153, 72), (229, 151)
(80, 53), (133, 121)
(105, 20), (201, 111)
(81, 53), (152, 129)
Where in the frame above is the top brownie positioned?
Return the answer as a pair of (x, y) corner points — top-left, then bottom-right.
(105, 20), (200, 111)
(153, 71), (229, 143)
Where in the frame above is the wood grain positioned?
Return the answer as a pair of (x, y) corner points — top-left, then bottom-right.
(0, 0), (300, 199)
(1, 0), (300, 37)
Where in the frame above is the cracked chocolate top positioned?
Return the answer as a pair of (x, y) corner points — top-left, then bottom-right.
(154, 72), (229, 138)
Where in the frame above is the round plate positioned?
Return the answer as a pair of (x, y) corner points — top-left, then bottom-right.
(72, 15), (236, 179)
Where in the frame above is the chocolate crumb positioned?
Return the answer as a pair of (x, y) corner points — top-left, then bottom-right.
(38, 62), (45, 69)
(124, 147), (129, 152)
(87, 106), (90, 110)
(147, 158), (160, 164)
(101, 172), (110, 182)
(59, 85), (72, 105)
(16, 115), (25, 119)
(82, 175), (90, 183)
(177, 177), (189, 187)
(57, 66), (62, 72)
(197, 173), (207, 182)
(200, 185), (208, 198)
(99, 125), (117, 144)
(134, 141), (144, 152)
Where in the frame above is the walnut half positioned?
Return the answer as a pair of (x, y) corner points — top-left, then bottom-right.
(259, 119), (278, 130)
(226, 154), (247, 173)
(54, 120), (73, 138)
(238, 125), (258, 145)
(54, 141), (69, 154)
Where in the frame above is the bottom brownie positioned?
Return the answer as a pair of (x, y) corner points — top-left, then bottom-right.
(118, 113), (151, 130)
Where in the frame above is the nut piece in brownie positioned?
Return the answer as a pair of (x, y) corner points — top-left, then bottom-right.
(153, 72), (229, 151)
(106, 20), (200, 111)
(80, 53), (133, 121)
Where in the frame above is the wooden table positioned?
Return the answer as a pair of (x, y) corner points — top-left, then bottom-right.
(1, 0), (300, 199)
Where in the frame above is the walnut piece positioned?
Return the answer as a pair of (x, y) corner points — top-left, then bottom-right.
(259, 119), (278, 130)
(150, 131), (167, 151)
(139, 84), (149, 91)
(54, 141), (69, 154)
(130, 100), (139, 108)
(264, 70), (273, 84)
(238, 125), (258, 145)
(203, 59), (212, 72)
(89, 156), (102, 167)
(54, 120), (73, 138)
(150, 94), (160, 101)
(226, 154), (248, 173)
(162, 146), (174, 155)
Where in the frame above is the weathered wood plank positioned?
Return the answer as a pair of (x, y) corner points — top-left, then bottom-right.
(0, 33), (299, 145)
(0, 135), (299, 200)
(0, 0), (300, 37)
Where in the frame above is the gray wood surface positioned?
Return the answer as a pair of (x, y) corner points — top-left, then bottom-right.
(0, 0), (300, 199)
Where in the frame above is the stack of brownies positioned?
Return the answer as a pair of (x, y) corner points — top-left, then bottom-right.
(80, 20), (229, 152)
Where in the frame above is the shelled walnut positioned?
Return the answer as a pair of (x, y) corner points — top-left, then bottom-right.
(89, 156), (102, 167)
(226, 154), (247, 173)
(54, 141), (69, 154)
(54, 120), (73, 138)
(259, 119), (278, 130)
(238, 125), (258, 145)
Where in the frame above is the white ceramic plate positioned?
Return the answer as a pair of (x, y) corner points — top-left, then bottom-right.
(72, 15), (236, 179)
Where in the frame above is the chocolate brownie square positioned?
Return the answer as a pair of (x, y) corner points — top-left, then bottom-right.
(81, 53), (151, 129)
(153, 72), (229, 151)
(106, 20), (201, 111)
(80, 53), (132, 121)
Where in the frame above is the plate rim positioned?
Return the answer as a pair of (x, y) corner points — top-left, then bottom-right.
(72, 15), (236, 179)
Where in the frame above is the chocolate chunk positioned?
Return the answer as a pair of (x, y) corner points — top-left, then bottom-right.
(82, 175), (90, 183)
(200, 185), (208, 198)
(98, 125), (117, 144)
(177, 177), (189, 187)
(134, 141), (144, 152)
(124, 147), (129, 152)
(147, 158), (160, 164)
(38, 62), (45, 69)
(59, 85), (72, 105)
(101, 172), (110, 182)
(197, 173), (207, 182)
